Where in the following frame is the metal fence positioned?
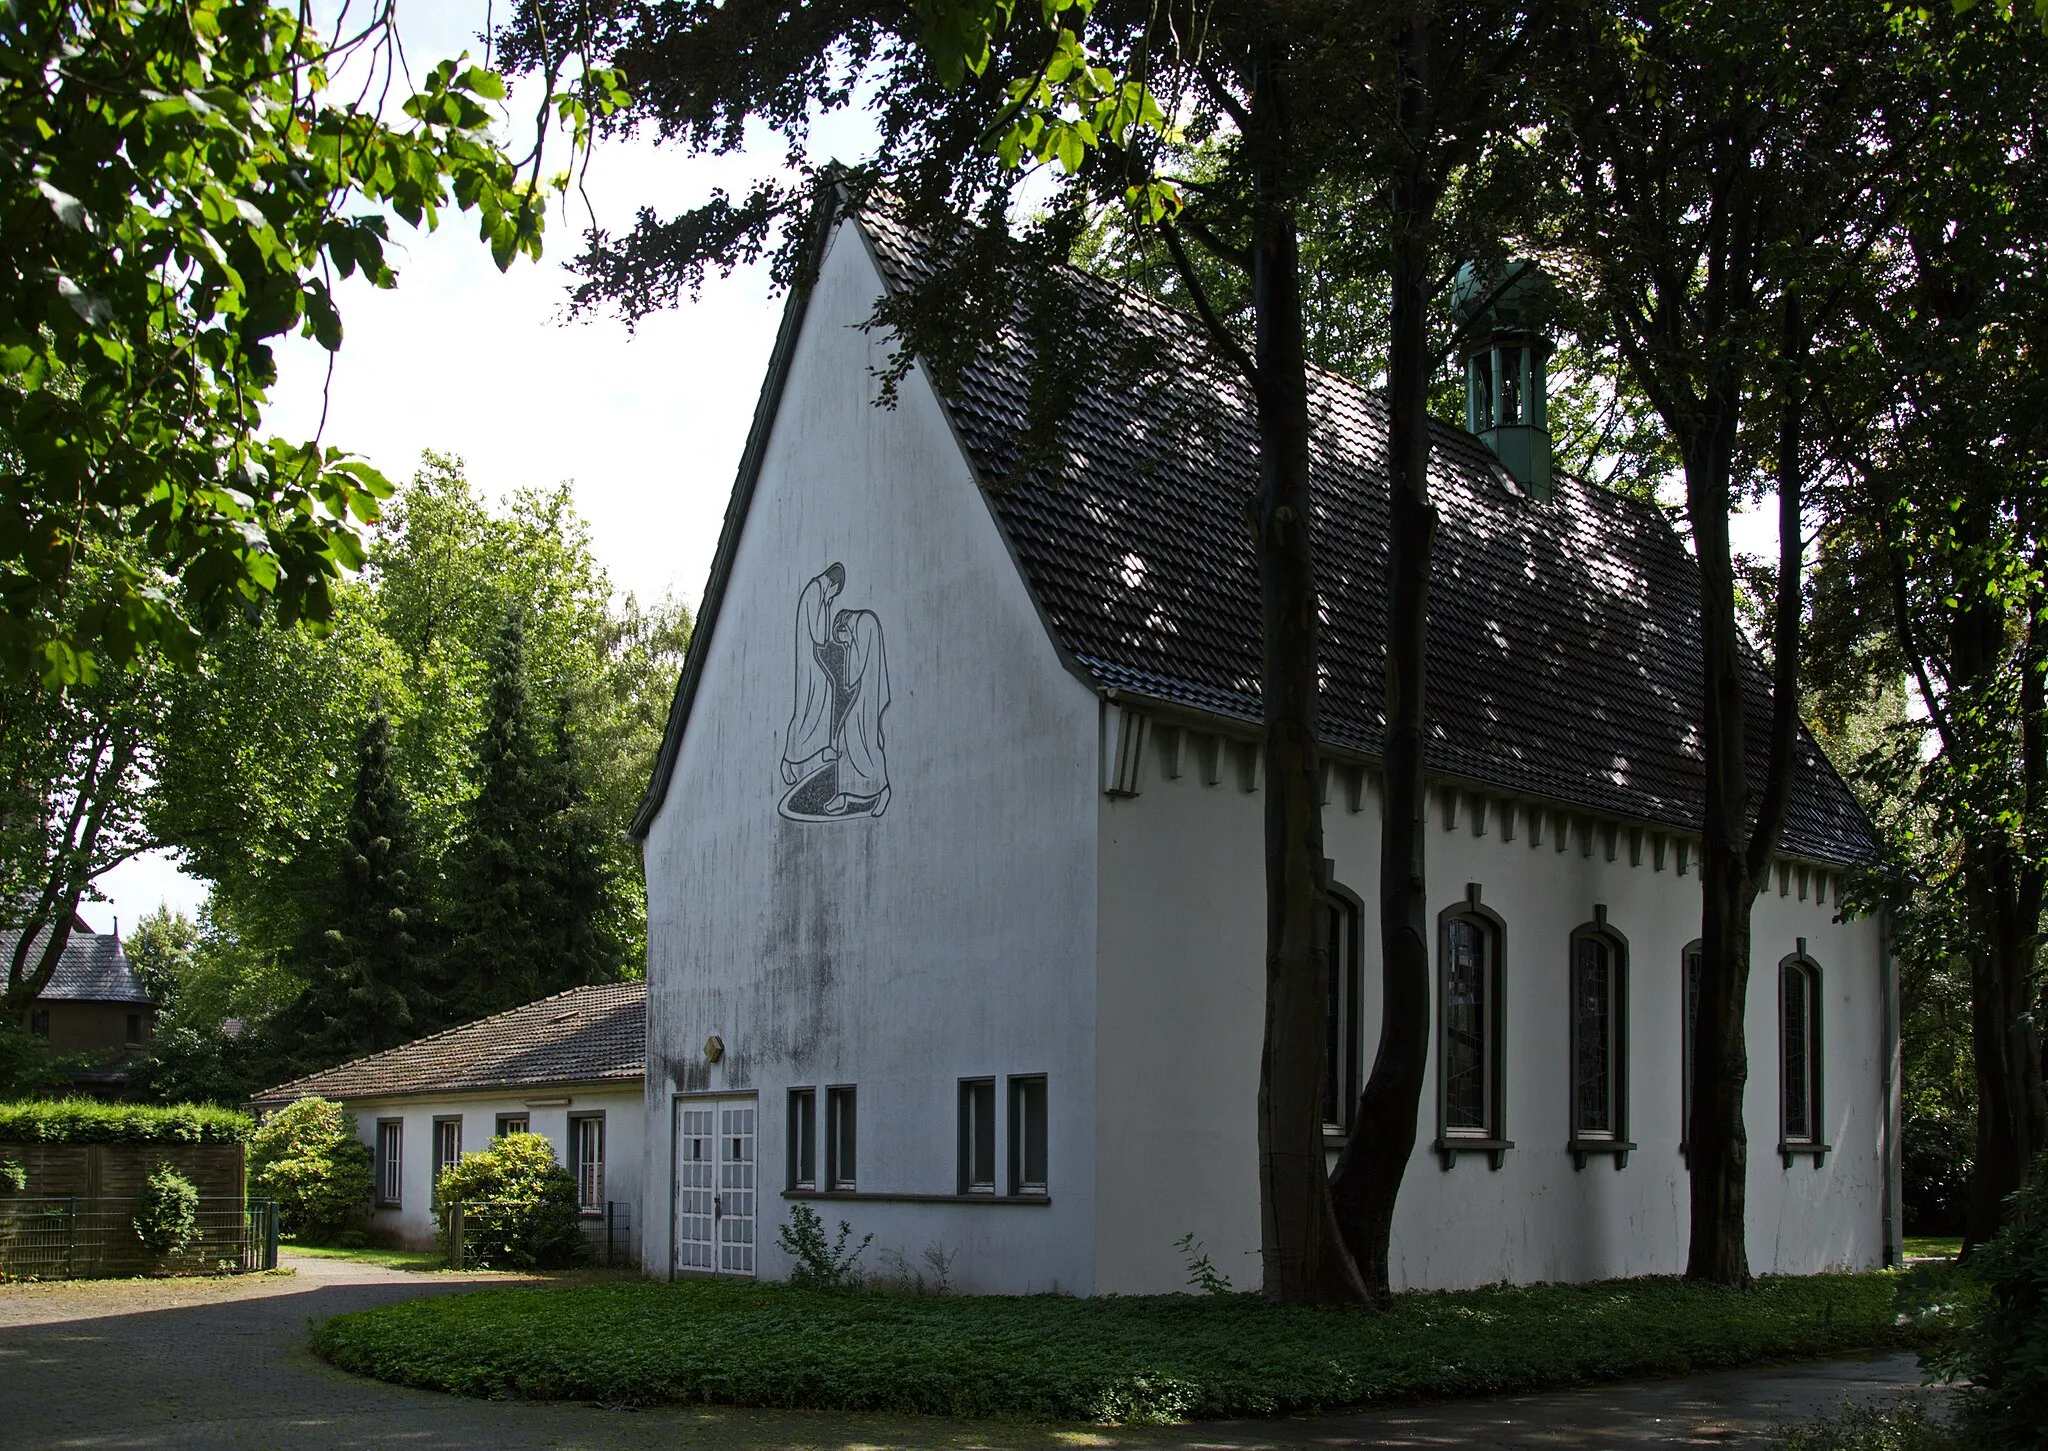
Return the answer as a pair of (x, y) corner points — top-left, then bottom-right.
(442, 1199), (633, 1270)
(0, 1197), (279, 1281)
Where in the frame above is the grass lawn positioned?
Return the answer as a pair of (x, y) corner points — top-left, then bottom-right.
(313, 1272), (1936, 1423)
(283, 1242), (448, 1273)
(1902, 1236), (1963, 1260)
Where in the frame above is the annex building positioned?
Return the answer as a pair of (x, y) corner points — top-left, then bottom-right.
(630, 200), (1898, 1294)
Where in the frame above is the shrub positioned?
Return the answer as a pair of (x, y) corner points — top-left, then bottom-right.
(777, 1203), (871, 1287)
(0, 1097), (252, 1144)
(1776, 1397), (1962, 1450)
(250, 1097), (373, 1244)
(0, 1157), (25, 1193)
(133, 1163), (201, 1257)
(1931, 1151), (2048, 1448)
(435, 1132), (584, 1270)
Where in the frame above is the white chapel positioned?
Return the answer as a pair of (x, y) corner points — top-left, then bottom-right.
(630, 199), (1897, 1294)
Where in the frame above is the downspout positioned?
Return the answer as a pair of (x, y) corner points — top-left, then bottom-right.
(1879, 905), (1902, 1266)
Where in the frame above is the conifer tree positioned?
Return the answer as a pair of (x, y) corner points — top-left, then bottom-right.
(444, 613), (556, 1019)
(287, 712), (430, 1067)
(541, 711), (627, 994)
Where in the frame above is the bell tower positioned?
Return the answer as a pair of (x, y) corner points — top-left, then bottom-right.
(1451, 260), (1554, 501)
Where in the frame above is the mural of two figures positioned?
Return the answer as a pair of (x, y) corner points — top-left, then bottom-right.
(779, 563), (891, 820)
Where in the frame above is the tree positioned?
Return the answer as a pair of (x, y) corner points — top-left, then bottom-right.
(0, 611), (163, 1015)
(148, 460), (684, 1063)
(1535, 0), (1912, 1284)
(275, 713), (432, 1069)
(0, 0), (618, 685)
(443, 615), (557, 1019)
(1805, 8), (2048, 1248)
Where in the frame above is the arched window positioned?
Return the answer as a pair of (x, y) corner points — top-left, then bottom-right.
(1569, 914), (1632, 1169)
(1437, 888), (1509, 1169)
(1780, 952), (1827, 1165)
(1323, 887), (1364, 1132)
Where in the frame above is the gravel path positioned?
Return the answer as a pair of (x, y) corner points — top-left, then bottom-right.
(0, 1255), (1935, 1449)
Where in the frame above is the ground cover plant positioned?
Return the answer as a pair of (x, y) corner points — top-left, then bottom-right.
(283, 1243), (448, 1273)
(314, 1272), (1931, 1423)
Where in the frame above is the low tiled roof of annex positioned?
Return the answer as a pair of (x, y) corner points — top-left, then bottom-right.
(855, 207), (1877, 866)
(249, 980), (645, 1107)
(3, 928), (153, 1004)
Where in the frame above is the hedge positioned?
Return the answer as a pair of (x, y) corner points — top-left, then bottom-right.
(0, 1098), (253, 1145)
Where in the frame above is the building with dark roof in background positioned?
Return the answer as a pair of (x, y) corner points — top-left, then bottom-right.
(251, 980), (644, 1260)
(629, 199), (1896, 1293)
(6, 918), (156, 1097)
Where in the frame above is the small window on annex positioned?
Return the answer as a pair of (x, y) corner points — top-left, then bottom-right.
(825, 1086), (857, 1191)
(1009, 1075), (1048, 1196)
(1780, 953), (1826, 1162)
(787, 1088), (818, 1190)
(1437, 891), (1509, 1168)
(125, 1013), (144, 1045)
(1323, 889), (1364, 1133)
(1568, 916), (1632, 1168)
(28, 1009), (48, 1039)
(432, 1116), (462, 1204)
(571, 1114), (605, 1213)
(960, 1078), (996, 1194)
(375, 1119), (403, 1207)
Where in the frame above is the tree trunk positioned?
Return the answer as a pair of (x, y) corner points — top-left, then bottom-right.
(1684, 379), (1757, 1288)
(1247, 32), (1365, 1306)
(1327, 3), (1437, 1308)
(1963, 835), (2047, 1248)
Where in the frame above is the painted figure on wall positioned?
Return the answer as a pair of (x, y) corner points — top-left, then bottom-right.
(780, 562), (891, 820)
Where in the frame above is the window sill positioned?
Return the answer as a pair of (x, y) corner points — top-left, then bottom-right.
(783, 1189), (1052, 1206)
(1435, 1137), (1513, 1171)
(1569, 1138), (1637, 1170)
(1779, 1141), (1830, 1168)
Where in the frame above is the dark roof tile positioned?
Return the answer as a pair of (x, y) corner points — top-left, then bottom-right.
(249, 981), (645, 1106)
(857, 209), (1875, 865)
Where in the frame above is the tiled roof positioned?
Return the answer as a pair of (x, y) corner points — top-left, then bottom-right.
(3, 928), (153, 1004)
(249, 980), (645, 1107)
(853, 208), (1876, 866)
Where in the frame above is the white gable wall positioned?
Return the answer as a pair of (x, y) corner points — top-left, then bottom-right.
(1097, 738), (1887, 1294)
(639, 221), (1102, 1293)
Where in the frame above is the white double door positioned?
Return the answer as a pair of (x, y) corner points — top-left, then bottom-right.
(673, 1095), (757, 1276)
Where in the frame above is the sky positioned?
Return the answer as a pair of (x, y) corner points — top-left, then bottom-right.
(82, 4), (1782, 934)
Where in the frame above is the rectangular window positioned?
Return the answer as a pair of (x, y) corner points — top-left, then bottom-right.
(432, 1116), (462, 1206)
(960, 1078), (997, 1193)
(1443, 918), (1493, 1134)
(375, 1119), (403, 1207)
(571, 1114), (605, 1212)
(825, 1086), (857, 1191)
(125, 1013), (143, 1045)
(1009, 1075), (1048, 1196)
(28, 1009), (49, 1038)
(496, 1114), (528, 1138)
(787, 1088), (817, 1189)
